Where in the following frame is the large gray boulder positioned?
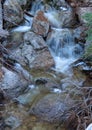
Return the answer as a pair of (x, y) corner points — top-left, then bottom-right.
(9, 31), (54, 70)
(0, 66), (31, 98)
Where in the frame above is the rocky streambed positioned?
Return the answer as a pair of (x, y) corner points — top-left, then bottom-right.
(0, 0), (92, 130)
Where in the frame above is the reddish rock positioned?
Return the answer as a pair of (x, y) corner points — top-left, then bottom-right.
(32, 11), (50, 37)
(31, 48), (54, 70)
(0, 70), (3, 80)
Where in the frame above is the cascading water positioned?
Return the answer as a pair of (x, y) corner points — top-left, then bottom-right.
(1, 1), (88, 130)
(11, 1), (83, 74)
(47, 28), (83, 73)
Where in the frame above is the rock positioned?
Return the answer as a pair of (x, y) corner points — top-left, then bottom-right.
(76, 7), (92, 24)
(16, 86), (40, 105)
(0, 66), (31, 98)
(10, 31), (54, 70)
(35, 77), (60, 91)
(4, 0), (23, 28)
(83, 0), (92, 6)
(72, 60), (92, 86)
(32, 11), (50, 37)
(24, 31), (47, 50)
(5, 33), (23, 49)
(31, 47), (54, 70)
(44, 6), (77, 28)
(29, 93), (68, 122)
(5, 116), (21, 129)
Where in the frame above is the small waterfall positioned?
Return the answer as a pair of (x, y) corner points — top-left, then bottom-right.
(47, 28), (83, 73)
(11, 1), (83, 74)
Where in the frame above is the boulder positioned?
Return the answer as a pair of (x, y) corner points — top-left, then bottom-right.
(9, 32), (54, 70)
(32, 11), (50, 37)
(29, 93), (68, 122)
(0, 66), (31, 98)
(4, 0), (23, 27)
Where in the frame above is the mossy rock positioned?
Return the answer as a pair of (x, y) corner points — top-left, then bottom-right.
(83, 42), (92, 61)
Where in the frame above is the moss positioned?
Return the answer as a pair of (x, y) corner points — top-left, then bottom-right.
(83, 43), (92, 61)
(82, 13), (92, 61)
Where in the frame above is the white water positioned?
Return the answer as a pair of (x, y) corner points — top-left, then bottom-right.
(44, 11), (62, 28)
(60, 6), (68, 11)
(54, 57), (75, 73)
(47, 28), (83, 73)
(12, 12), (33, 33)
(11, 3), (83, 74)
(12, 26), (31, 32)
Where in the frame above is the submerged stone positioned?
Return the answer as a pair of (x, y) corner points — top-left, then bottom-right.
(29, 93), (68, 123)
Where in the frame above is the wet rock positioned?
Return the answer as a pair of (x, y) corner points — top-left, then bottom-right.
(35, 77), (60, 91)
(43, 0), (67, 7)
(4, 0), (23, 28)
(10, 31), (54, 70)
(16, 86), (40, 105)
(44, 6), (77, 28)
(31, 47), (54, 70)
(32, 11), (50, 37)
(73, 26), (86, 44)
(29, 93), (68, 122)
(0, 66), (31, 98)
(29, 0), (77, 28)
(73, 61), (92, 79)
(24, 31), (47, 50)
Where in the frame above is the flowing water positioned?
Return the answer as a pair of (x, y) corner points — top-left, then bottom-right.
(1, 1), (85, 130)
(46, 28), (83, 73)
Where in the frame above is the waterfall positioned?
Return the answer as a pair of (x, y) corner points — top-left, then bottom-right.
(47, 28), (83, 73)
(11, 1), (83, 74)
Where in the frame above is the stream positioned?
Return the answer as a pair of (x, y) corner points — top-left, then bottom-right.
(0, 0), (92, 130)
